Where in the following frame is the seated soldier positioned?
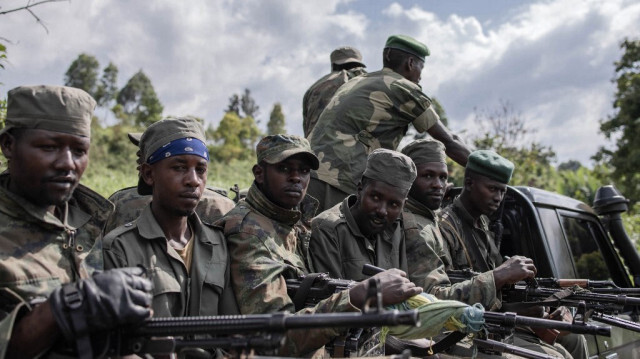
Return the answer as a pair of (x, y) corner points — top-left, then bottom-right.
(104, 127), (235, 233)
(438, 150), (586, 358)
(0, 85), (152, 358)
(103, 117), (238, 321)
(309, 148), (419, 282)
(221, 134), (422, 357)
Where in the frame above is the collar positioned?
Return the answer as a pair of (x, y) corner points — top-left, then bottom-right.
(404, 196), (437, 221)
(136, 204), (219, 245)
(245, 183), (301, 226)
(452, 196), (489, 231)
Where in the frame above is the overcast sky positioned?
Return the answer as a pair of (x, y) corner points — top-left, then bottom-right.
(1, 0), (638, 165)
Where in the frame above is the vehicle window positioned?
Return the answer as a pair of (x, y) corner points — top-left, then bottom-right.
(561, 216), (610, 280)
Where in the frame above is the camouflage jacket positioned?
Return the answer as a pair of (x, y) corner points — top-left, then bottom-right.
(403, 197), (500, 310)
(308, 68), (440, 194)
(302, 67), (367, 137)
(309, 195), (408, 281)
(104, 186), (235, 234)
(103, 204), (239, 318)
(0, 173), (113, 358)
(221, 183), (358, 357)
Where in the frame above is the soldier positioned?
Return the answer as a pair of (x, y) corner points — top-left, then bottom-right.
(0, 85), (152, 358)
(302, 46), (367, 137)
(309, 148), (418, 281)
(307, 34), (471, 212)
(221, 134), (422, 357)
(103, 117), (238, 321)
(439, 150), (586, 358)
(103, 128), (235, 234)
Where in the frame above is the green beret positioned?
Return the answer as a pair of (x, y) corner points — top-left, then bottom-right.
(3, 85), (96, 138)
(401, 139), (446, 165)
(466, 150), (514, 184)
(362, 148), (416, 192)
(138, 116), (207, 195)
(384, 34), (430, 61)
(256, 134), (319, 170)
(330, 46), (365, 67)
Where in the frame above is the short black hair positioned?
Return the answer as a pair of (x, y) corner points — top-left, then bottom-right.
(332, 62), (364, 72)
(383, 48), (417, 71)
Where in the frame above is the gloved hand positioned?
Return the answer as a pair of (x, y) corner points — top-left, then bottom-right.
(49, 267), (153, 341)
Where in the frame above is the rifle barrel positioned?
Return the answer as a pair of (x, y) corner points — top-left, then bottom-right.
(474, 338), (555, 359)
(483, 312), (611, 336)
(513, 285), (640, 306)
(132, 310), (418, 337)
(591, 313), (640, 333)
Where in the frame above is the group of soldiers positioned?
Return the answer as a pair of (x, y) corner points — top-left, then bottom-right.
(0, 34), (587, 358)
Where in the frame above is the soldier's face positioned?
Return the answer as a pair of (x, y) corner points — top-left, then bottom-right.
(254, 155), (311, 210)
(0, 128), (90, 211)
(407, 57), (424, 84)
(143, 155), (207, 217)
(409, 162), (448, 210)
(352, 179), (406, 237)
(467, 176), (507, 216)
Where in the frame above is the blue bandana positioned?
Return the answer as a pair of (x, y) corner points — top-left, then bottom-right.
(147, 137), (209, 164)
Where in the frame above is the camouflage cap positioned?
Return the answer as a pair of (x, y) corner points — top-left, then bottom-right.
(138, 116), (207, 195)
(256, 134), (319, 170)
(128, 132), (143, 146)
(362, 148), (416, 192)
(466, 150), (514, 184)
(2, 85), (96, 137)
(384, 34), (430, 61)
(401, 138), (446, 165)
(330, 46), (365, 67)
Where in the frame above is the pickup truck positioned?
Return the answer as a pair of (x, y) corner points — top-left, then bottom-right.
(461, 184), (640, 359)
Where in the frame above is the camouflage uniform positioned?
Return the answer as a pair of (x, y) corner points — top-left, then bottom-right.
(403, 197), (501, 310)
(222, 183), (358, 357)
(302, 67), (366, 137)
(103, 204), (238, 317)
(0, 174), (113, 357)
(104, 186), (235, 233)
(307, 68), (440, 209)
(439, 197), (573, 358)
(309, 195), (408, 281)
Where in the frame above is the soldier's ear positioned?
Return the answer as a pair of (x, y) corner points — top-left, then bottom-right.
(0, 133), (15, 160)
(252, 163), (265, 184)
(141, 163), (155, 188)
(463, 176), (473, 190)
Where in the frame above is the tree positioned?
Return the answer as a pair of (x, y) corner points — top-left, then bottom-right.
(596, 38), (640, 205)
(115, 70), (163, 127)
(94, 62), (118, 108)
(64, 53), (100, 95)
(209, 111), (262, 162)
(0, 0), (68, 33)
(226, 94), (240, 115)
(241, 88), (259, 120)
(267, 103), (286, 135)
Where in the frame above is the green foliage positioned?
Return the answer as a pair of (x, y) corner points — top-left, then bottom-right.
(94, 62), (118, 108)
(596, 38), (640, 206)
(116, 70), (163, 127)
(64, 53), (100, 94)
(267, 103), (286, 135)
(0, 42), (7, 71)
(209, 111), (262, 162)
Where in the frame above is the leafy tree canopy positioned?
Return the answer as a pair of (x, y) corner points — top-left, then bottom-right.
(64, 53), (100, 95)
(267, 103), (286, 135)
(115, 70), (163, 127)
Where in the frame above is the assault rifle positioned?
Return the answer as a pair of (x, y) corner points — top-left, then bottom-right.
(105, 308), (418, 357)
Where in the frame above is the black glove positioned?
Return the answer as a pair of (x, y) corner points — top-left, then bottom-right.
(49, 267), (153, 341)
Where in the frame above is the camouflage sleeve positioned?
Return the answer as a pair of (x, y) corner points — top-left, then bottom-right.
(227, 231), (359, 356)
(0, 289), (31, 359)
(390, 80), (439, 133)
(436, 218), (502, 310)
(308, 219), (344, 279)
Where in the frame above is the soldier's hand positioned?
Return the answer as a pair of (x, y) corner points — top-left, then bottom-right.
(49, 267), (153, 341)
(493, 255), (537, 288)
(349, 268), (423, 309)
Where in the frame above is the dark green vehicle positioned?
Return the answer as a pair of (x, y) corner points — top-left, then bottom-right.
(481, 185), (640, 359)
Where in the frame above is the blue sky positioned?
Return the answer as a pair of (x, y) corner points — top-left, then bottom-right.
(1, 0), (638, 166)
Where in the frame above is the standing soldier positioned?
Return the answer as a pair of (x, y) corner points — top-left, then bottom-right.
(221, 134), (422, 357)
(307, 34), (471, 212)
(0, 85), (152, 358)
(103, 117), (238, 322)
(302, 46), (367, 137)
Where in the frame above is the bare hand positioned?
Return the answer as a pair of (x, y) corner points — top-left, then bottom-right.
(493, 256), (537, 288)
(349, 268), (423, 309)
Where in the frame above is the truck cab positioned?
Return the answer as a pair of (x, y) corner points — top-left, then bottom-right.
(480, 185), (640, 358)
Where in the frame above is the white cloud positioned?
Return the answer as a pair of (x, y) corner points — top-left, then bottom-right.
(0, 0), (637, 166)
